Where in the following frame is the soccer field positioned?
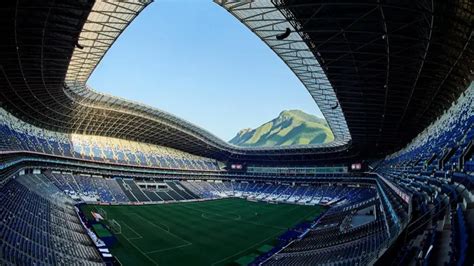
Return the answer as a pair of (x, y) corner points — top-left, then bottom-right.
(81, 198), (326, 266)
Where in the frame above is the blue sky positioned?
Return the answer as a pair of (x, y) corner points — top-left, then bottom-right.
(88, 0), (323, 141)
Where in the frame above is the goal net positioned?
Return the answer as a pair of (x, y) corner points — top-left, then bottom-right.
(97, 207), (108, 220)
(108, 219), (122, 234)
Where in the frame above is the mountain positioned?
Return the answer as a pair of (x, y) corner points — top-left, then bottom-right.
(229, 110), (334, 147)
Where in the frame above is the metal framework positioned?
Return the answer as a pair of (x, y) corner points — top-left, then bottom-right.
(218, 0), (473, 156)
(215, 0), (351, 145)
(0, 0), (472, 164)
(61, 0), (350, 157)
(66, 1), (149, 84)
(0, 0), (350, 164)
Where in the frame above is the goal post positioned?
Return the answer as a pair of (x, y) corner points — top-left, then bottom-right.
(97, 207), (107, 220)
(108, 219), (122, 234)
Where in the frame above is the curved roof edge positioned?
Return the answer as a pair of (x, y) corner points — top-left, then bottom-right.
(64, 0), (350, 156)
(215, 0), (351, 144)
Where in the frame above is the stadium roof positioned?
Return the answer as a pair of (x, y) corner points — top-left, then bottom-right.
(218, 0), (473, 155)
(0, 0), (472, 163)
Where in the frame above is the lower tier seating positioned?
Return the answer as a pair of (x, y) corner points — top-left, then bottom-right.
(0, 175), (103, 265)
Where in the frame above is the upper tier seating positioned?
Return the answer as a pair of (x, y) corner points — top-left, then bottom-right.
(383, 84), (474, 173)
(0, 108), (220, 171)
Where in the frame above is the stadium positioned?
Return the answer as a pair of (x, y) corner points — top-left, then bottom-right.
(0, 0), (472, 265)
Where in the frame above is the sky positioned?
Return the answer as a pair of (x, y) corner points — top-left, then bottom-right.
(88, 0), (323, 141)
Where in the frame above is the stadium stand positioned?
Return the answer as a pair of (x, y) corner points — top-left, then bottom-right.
(46, 173), (129, 203)
(0, 0), (471, 265)
(372, 85), (474, 266)
(8, 172), (377, 206)
(0, 86), (471, 266)
(1, 175), (103, 265)
(184, 180), (377, 206)
(0, 108), (220, 171)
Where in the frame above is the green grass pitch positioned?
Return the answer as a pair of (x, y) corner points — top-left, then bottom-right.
(81, 198), (326, 266)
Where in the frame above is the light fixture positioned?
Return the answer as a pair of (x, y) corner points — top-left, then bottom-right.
(276, 28), (291, 40)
